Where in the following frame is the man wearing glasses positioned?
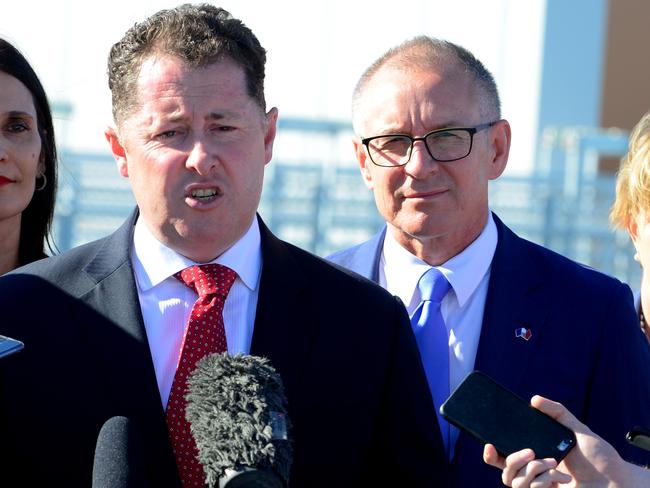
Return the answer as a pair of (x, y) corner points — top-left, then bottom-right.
(329, 36), (650, 486)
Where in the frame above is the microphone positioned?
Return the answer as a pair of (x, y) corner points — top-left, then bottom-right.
(185, 353), (292, 488)
(92, 416), (150, 488)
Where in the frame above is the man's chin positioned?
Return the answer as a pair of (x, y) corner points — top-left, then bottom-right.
(389, 217), (451, 240)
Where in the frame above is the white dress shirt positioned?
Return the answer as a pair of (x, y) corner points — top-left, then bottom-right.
(379, 212), (498, 453)
(131, 218), (262, 408)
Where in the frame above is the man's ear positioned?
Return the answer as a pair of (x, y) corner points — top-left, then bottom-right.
(263, 107), (278, 165)
(487, 119), (511, 180)
(353, 136), (374, 190)
(105, 126), (128, 177)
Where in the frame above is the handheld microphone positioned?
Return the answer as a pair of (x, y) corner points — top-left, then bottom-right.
(92, 416), (150, 488)
(185, 353), (292, 488)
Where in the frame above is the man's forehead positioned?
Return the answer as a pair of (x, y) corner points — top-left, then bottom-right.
(355, 64), (480, 134)
(368, 59), (465, 90)
(361, 65), (475, 110)
(136, 54), (245, 93)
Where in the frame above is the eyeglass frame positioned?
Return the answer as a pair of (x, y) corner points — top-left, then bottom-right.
(360, 120), (500, 167)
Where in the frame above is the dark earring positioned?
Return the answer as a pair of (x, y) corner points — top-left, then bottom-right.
(35, 173), (47, 191)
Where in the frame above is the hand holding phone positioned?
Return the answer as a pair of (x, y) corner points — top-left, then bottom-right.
(0, 334), (24, 359)
(440, 371), (576, 461)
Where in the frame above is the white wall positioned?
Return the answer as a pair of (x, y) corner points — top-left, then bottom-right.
(2, 0), (546, 172)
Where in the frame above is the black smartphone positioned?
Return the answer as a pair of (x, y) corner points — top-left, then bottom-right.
(0, 335), (24, 359)
(440, 371), (576, 460)
(627, 426), (650, 452)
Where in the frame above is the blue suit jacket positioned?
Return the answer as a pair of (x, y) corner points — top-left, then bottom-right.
(329, 213), (650, 487)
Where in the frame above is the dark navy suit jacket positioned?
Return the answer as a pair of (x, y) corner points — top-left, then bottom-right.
(329, 213), (650, 487)
(0, 211), (448, 487)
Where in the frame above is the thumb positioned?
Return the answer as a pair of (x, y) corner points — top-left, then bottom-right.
(531, 395), (582, 432)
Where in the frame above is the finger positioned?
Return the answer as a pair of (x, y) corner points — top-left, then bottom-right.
(530, 395), (582, 432)
(528, 468), (572, 488)
(483, 443), (506, 469)
(500, 449), (537, 485)
(508, 459), (558, 488)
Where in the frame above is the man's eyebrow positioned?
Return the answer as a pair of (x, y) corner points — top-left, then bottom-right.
(155, 110), (240, 124)
(372, 121), (466, 136)
(206, 111), (239, 121)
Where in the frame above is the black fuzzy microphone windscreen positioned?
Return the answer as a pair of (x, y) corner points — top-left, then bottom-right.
(92, 416), (149, 488)
(185, 353), (292, 488)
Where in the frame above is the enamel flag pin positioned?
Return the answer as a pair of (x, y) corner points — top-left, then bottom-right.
(515, 327), (532, 341)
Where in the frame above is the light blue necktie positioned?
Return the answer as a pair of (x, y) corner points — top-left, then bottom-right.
(411, 267), (452, 458)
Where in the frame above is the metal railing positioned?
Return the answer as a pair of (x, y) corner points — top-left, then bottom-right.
(51, 119), (640, 289)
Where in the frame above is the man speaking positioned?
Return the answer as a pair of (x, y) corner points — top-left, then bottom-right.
(0, 6), (445, 487)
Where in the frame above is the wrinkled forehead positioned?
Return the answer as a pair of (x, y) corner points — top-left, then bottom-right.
(135, 55), (245, 95)
(117, 54), (265, 129)
(355, 63), (481, 134)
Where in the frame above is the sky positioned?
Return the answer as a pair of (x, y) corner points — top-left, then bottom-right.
(2, 0), (545, 172)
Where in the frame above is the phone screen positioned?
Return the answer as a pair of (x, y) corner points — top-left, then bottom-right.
(440, 371), (576, 460)
(0, 335), (24, 359)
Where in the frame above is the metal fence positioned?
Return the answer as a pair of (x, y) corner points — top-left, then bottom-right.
(51, 118), (640, 289)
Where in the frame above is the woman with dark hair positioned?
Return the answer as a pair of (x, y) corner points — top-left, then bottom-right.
(0, 38), (57, 274)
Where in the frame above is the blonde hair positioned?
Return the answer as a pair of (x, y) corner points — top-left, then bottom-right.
(611, 111), (650, 229)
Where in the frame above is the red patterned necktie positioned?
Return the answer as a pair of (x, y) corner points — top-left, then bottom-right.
(166, 263), (237, 487)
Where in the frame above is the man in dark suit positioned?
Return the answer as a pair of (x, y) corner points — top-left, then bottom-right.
(328, 36), (650, 486)
(0, 6), (446, 487)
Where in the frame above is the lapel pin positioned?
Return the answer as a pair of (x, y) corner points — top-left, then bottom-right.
(515, 327), (532, 341)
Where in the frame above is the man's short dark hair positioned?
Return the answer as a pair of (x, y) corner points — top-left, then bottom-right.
(107, 3), (267, 126)
(352, 36), (501, 133)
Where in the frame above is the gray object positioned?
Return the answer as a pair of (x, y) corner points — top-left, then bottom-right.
(186, 353), (292, 487)
(92, 416), (149, 488)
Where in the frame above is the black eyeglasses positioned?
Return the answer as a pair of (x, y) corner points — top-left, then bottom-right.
(361, 121), (499, 167)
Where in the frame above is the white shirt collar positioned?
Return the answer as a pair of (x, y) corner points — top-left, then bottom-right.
(131, 217), (262, 292)
(382, 212), (498, 309)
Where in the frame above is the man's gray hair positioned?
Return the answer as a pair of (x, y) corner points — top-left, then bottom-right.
(352, 36), (501, 134)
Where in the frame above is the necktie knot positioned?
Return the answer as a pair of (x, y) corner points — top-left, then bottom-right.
(175, 263), (237, 298)
(417, 267), (450, 304)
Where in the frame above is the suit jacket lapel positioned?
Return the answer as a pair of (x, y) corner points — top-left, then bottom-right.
(360, 228), (385, 283)
(250, 217), (316, 405)
(473, 214), (550, 390)
(78, 210), (159, 407)
(451, 215), (550, 476)
(333, 227), (386, 282)
(75, 210), (180, 486)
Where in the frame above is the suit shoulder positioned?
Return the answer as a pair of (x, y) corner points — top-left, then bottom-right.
(284, 241), (399, 304)
(327, 241), (368, 266)
(518, 234), (628, 291)
(1, 236), (110, 292)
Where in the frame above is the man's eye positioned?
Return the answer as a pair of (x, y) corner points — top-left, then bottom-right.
(157, 130), (177, 139)
(213, 125), (236, 132)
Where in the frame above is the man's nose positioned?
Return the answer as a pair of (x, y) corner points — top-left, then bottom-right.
(405, 140), (439, 176)
(185, 138), (216, 174)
